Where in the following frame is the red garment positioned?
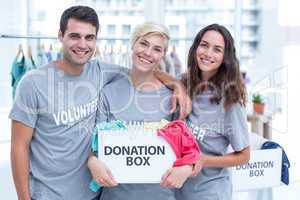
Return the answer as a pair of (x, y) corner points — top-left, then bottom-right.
(157, 120), (201, 167)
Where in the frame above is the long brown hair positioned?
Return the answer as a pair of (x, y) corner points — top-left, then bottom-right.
(182, 24), (247, 110)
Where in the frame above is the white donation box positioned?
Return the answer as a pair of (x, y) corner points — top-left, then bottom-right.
(98, 129), (176, 183)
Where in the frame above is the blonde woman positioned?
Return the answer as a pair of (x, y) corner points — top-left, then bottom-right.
(88, 23), (193, 200)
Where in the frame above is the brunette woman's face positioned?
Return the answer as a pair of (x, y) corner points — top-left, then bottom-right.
(196, 30), (225, 80)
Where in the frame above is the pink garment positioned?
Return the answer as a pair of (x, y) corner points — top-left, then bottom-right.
(157, 120), (201, 167)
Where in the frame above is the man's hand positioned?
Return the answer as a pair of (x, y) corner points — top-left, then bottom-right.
(160, 165), (193, 188)
(88, 156), (118, 187)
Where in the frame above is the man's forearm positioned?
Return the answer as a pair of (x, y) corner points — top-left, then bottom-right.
(11, 144), (31, 200)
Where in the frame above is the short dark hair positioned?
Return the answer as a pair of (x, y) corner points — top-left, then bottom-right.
(60, 5), (99, 36)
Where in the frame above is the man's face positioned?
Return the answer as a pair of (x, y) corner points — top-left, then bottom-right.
(59, 18), (97, 67)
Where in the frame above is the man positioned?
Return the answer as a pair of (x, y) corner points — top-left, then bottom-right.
(9, 6), (190, 200)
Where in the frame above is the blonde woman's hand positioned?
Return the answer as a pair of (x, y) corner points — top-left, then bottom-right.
(88, 156), (118, 187)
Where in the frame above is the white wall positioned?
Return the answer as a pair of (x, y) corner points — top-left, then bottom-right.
(0, 2), (27, 199)
(251, 0), (282, 85)
(246, 0), (283, 116)
(0, 0), (28, 108)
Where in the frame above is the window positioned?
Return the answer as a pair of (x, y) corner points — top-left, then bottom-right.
(107, 24), (116, 35)
(122, 25), (131, 36)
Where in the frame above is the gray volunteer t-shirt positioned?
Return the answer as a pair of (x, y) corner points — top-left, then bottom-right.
(176, 90), (249, 200)
(96, 75), (176, 200)
(9, 60), (124, 200)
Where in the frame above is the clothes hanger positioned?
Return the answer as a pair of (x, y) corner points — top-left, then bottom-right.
(27, 44), (36, 66)
(16, 44), (24, 60)
(94, 45), (101, 57)
(27, 45), (33, 58)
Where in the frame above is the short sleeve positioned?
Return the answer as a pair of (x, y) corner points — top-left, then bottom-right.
(9, 74), (38, 128)
(224, 103), (250, 151)
(98, 61), (129, 87)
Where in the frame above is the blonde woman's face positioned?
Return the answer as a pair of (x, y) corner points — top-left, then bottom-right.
(132, 34), (166, 72)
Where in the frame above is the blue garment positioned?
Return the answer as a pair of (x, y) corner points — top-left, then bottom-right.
(90, 121), (127, 192)
(56, 51), (63, 60)
(45, 51), (53, 62)
(36, 49), (49, 66)
(25, 57), (36, 71)
(261, 141), (290, 185)
(11, 56), (26, 99)
(91, 121), (127, 157)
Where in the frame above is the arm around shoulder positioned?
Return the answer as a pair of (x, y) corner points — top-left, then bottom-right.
(98, 61), (129, 86)
(153, 70), (192, 119)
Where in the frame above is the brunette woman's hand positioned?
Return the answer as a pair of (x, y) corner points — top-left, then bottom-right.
(191, 154), (207, 176)
(160, 165), (193, 188)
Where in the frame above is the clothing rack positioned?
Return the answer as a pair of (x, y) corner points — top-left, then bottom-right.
(1, 34), (58, 40)
(2, 34), (185, 74)
(0, 34), (193, 41)
(0, 34), (130, 41)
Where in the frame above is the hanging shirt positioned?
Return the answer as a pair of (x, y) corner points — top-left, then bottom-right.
(11, 56), (26, 99)
(164, 55), (176, 77)
(36, 49), (49, 66)
(56, 51), (63, 60)
(170, 51), (182, 76)
(25, 56), (36, 71)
